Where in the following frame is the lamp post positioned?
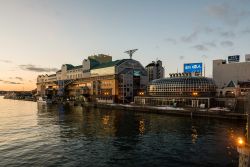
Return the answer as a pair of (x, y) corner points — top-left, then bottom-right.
(237, 93), (250, 167)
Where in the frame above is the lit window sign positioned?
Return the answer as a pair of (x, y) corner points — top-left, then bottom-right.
(228, 55), (240, 63)
(184, 63), (202, 73)
(133, 70), (141, 76)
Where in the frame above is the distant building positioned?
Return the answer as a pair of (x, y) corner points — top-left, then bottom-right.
(213, 58), (250, 89)
(134, 73), (216, 108)
(213, 56), (250, 111)
(145, 60), (164, 82)
(37, 54), (148, 103)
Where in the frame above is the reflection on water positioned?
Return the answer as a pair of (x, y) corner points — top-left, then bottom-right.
(0, 97), (246, 167)
(191, 126), (198, 144)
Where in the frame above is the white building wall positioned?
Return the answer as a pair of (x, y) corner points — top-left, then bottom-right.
(213, 59), (250, 88)
(56, 72), (62, 80)
(82, 59), (90, 71)
(61, 65), (68, 80)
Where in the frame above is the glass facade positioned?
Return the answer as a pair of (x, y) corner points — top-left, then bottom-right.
(148, 77), (216, 97)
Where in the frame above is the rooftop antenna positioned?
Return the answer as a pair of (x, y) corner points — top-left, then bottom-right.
(124, 49), (138, 59)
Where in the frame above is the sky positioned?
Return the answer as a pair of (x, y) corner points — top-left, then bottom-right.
(0, 0), (250, 91)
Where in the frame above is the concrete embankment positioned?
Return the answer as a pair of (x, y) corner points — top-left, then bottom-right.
(6, 97), (246, 120)
(79, 103), (247, 120)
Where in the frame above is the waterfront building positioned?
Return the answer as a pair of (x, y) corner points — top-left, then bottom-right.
(134, 73), (216, 108)
(37, 54), (148, 103)
(145, 60), (165, 82)
(213, 56), (250, 111)
(213, 57), (250, 89)
(37, 55), (108, 97)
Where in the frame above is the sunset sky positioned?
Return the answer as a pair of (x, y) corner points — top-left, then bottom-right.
(0, 0), (250, 91)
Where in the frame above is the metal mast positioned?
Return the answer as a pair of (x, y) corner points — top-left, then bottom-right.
(124, 49), (138, 59)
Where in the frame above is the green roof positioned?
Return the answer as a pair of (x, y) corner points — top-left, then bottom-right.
(56, 59), (130, 72)
(64, 64), (83, 70)
(65, 64), (75, 70)
(89, 59), (100, 68)
(73, 65), (82, 69)
(92, 59), (130, 69)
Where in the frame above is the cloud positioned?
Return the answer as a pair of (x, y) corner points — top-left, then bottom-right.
(179, 56), (185, 60)
(19, 64), (59, 72)
(180, 26), (235, 44)
(15, 77), (23, 81)
(181, 30), (199, 42)
(203, 27), (215, 33)
(202, 55), (208, 59)
(4, 81), (22, 84)
(206, 3), (250, 26)
(155, 45), (160, 49)
(0, 59), (12, 63)
(204, 42), (216, 47)
(164, 38), (177, 44)
(207, 4), (229, 17)
(220, 40), (234, 47)
(193, 44), (208, 51)
(0, 79), (22, 84)
(241, 27), (250, 34)
(180, 26), (216, 43)
(220, 31), (235, 38)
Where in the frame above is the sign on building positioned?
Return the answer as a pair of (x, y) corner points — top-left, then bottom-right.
(228, 55), (240, 63)
(184, 63), (202, 73)
(133, 70), (141, 76)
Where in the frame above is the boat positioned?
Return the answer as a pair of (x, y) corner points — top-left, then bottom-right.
(37, 96), (52, 104)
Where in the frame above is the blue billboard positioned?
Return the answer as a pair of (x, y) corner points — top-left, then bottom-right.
(184, 63), (202, 73)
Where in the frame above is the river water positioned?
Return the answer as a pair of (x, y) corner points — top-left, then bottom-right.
(0, 96), (246, 167)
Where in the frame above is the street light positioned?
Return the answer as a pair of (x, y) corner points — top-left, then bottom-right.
(192, 92), (198, 96)
(138, 91), (144, 96)
(237, 137), (245, 147)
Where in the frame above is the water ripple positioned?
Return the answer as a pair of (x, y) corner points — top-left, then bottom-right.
(0, 97), (245, 167)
